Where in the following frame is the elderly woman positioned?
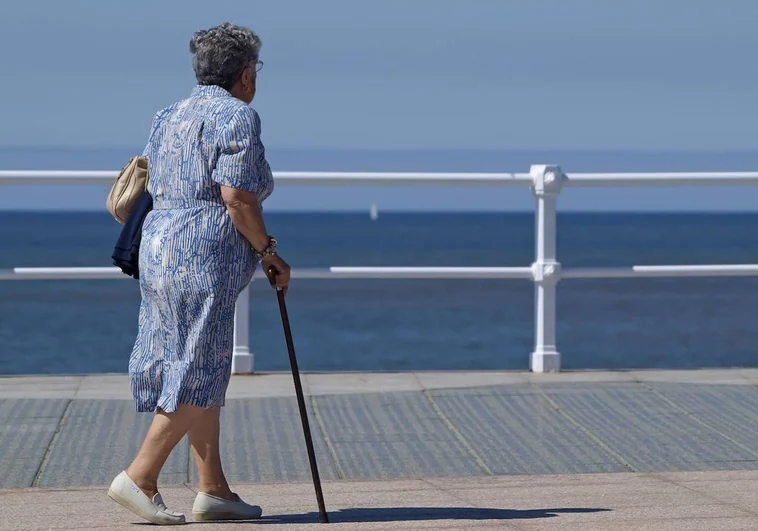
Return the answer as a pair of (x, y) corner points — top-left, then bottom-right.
(107, 23), (290, 525)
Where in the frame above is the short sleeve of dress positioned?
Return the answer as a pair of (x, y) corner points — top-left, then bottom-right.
(212, 105), (263, 192)
(140, 111), (162, 159)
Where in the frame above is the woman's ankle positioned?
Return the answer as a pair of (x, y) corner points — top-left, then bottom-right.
(125, 468), (159, 499)
(199, 484), (236, 501)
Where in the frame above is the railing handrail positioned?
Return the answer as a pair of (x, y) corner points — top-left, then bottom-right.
(3, 165), (758, 374)
(0, 170), (533, 187)
(3, 169), (758, 187)
(3, 264), (758, 281)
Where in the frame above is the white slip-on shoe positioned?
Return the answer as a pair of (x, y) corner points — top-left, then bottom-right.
(192, 492), (263, 521)
(107, 471), (186, 526)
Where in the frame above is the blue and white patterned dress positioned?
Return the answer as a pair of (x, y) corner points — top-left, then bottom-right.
(128, 84), (274, 413)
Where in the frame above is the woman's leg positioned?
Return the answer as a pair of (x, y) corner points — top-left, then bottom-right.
(187, 406), (263, 521)
(188, 406), (235, 500)
(126, 403), (207, 498)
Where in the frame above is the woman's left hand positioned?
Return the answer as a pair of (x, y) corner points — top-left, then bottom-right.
(263, 255), (291, 296)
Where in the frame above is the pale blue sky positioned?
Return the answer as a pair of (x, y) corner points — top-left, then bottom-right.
(1, 0), (757, 210)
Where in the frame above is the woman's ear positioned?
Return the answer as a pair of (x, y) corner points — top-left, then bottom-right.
(243, 66), (257, 102)
(243, 66), (255, 88)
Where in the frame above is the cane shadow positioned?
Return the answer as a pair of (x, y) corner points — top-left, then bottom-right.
(256, 506), (611, 525)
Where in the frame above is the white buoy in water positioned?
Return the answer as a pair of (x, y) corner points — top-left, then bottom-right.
(370, 203), (379, 221)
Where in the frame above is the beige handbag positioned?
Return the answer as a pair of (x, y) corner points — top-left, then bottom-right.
(106, 156), (149, 224)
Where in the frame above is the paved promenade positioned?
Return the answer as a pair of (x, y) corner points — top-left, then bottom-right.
(3, 369), (758, 529)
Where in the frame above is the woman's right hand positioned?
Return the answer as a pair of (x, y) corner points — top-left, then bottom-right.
(263, 255), (291, 295)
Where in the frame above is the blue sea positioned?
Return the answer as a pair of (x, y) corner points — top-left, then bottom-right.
(2, 148), (758, 375)
(2, 210), (758, 375)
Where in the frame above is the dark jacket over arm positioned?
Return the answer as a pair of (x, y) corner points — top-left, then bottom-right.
(112, 191), (153, 279)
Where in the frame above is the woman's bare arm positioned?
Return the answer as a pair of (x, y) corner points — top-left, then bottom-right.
(220, 185), (291, 292)
(220, 185), (271, 252)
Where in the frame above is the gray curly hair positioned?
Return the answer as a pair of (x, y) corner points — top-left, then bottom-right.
(189, 22), (262, 89)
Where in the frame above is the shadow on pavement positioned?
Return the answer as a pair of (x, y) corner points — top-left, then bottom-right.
(256, 506), (611, 524)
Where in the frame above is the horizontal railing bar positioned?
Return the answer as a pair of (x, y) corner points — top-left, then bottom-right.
(328, 266), (534, 279)
(275, 172), (533, 187)
(563, 264), (758, 278)
(0, 171), (533, 187)
(4, 170), (758, 187)
(0, 266), (534, 281)
(2, 265), (758, 281)
(0, 267), (127, 280)
(0, 267), (336, 280)
(0, 172), (116, 186)
(564, 172), (758, 187)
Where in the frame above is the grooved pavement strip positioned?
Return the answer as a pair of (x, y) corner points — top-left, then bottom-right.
(2, 369), (758, 529)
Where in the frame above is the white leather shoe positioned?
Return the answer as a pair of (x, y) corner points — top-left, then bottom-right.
(192, 492), (263, 521)
(108, 471), (186, 525)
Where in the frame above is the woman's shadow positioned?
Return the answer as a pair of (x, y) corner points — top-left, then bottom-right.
(250, 506), (611, 524)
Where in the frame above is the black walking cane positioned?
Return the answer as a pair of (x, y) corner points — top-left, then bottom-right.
(266, 266), (329, 524)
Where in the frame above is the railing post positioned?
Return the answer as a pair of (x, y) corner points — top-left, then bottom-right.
(530, 165), (564, 372)
(231, 282), (254, 374)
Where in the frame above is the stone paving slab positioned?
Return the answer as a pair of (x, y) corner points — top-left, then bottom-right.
(193, 397), (338, 483)
(0, 377), (81, 400)
(4, 372), (758, 489)
(0, 399), (69, 488)
(428, 386), (630, 475)
(4, 368), (758, 400)
(540, 382), (758, 472)
(2, 471), (758, 530)
(3, 371), (758, 528)
(315, 391), (485, 479)
(34, 400), (188, 488)
(648, 381), (758, 449)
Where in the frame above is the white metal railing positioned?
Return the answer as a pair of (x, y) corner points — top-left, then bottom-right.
(3, 166), (758, 373)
